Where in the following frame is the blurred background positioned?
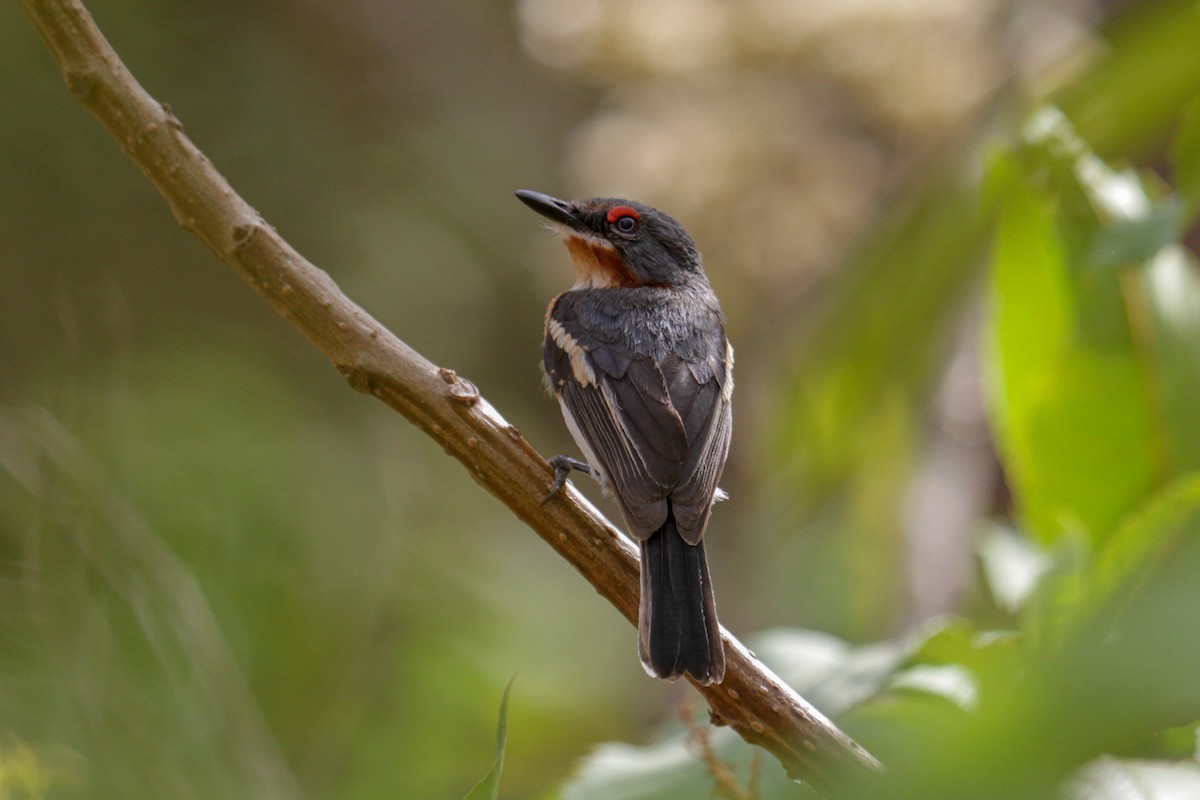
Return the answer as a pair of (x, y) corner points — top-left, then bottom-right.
(3, 0), (1200, 798)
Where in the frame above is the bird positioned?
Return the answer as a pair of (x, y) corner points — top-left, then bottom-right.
(515, 189), (732, 685)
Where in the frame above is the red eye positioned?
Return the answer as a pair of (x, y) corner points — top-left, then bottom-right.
(606, 205), (640, 233)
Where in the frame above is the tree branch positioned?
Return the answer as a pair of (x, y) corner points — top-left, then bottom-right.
(18, 0), (882, 794)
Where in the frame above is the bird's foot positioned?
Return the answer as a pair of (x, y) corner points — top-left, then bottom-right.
(542, 455), (593, 505)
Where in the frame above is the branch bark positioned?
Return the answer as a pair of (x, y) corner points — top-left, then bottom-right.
(18, 0), (882, 794)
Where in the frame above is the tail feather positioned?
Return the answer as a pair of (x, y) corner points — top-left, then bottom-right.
(638, 506), (725, 685)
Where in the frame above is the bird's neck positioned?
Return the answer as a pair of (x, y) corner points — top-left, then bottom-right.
(564, 233), (663, 290)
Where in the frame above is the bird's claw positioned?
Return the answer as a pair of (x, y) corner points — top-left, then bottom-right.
(542, 455), (592, 505)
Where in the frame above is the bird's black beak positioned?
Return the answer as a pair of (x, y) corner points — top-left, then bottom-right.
(515, 190), (584, 232)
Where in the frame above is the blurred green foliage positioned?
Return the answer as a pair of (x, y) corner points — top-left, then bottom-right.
(6, 0), (1200, 799)
(988, 109), (1160, 542)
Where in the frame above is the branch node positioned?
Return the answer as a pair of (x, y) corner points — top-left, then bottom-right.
(233, 223), (261, 251)
(438, 367), (457, 384)
(336, 363), (373, 395)
(448, 377), (479, 406)
(64, 68), (96, 98)
(160, 101), (183, 130)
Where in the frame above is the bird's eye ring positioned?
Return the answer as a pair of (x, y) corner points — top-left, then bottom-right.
(606, 205), (640, 234)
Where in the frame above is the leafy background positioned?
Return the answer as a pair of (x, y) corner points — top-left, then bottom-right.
(3, 0), (1200, 798)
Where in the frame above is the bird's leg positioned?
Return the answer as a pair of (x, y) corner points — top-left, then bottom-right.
(543, 455), (593, 505)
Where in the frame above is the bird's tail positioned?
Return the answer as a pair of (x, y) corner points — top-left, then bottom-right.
(638, 505), (725, 685)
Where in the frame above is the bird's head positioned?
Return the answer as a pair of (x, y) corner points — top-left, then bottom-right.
(515, 190), (702, 289)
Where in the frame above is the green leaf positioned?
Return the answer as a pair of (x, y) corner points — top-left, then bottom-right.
(750, 628), (906, 715)
(899, 618), (1023, 713)
(985, 110), (1166, 543)
(887, 665), (979, 712)
(1016, 531), (1093, 652)
(1040, 477), (1200, 742)
(1080, 475), (1200, 620)
(464, 678), (515, 800)
(1023, 351), (1154, 531)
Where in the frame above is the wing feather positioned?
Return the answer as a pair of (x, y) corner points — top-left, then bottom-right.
(670, 398), (731, 543)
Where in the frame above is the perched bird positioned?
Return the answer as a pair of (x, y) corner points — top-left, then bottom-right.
(515, 189), (732, 685)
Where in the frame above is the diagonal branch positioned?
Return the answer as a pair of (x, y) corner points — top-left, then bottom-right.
(18, 0), (882, 795)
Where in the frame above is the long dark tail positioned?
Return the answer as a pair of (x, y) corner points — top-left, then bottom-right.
(638, 505), (725, 685)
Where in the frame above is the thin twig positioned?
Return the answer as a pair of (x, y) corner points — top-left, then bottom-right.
(681, 702), (756, 800)
(17, 1), (882, 795)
